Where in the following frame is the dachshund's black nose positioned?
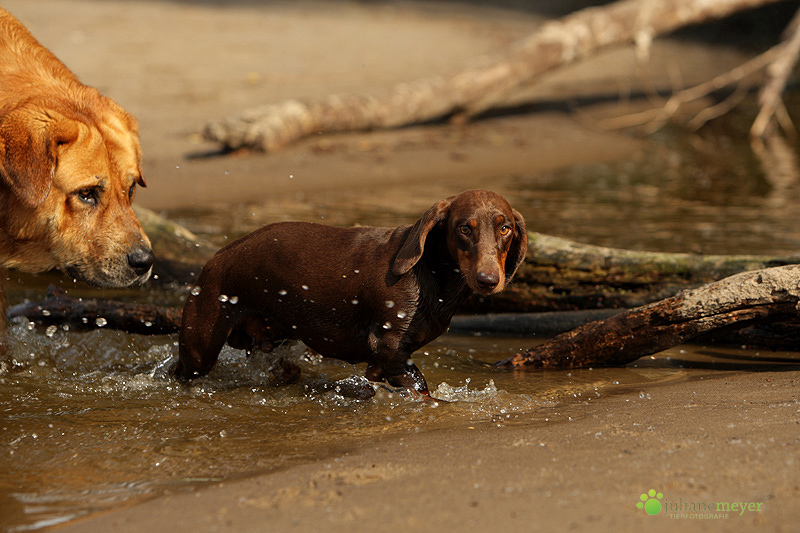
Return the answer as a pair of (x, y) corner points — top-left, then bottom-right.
(476, 270), (500, 291)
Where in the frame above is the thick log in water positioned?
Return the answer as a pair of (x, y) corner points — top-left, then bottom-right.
(134, 205), (800, 312)
(497, 264), (800, 369)
(10, 210), (800, 355)
(133, 206), (216, 284)
(471, 232), (800, 312)
(7, 287), (182, 336)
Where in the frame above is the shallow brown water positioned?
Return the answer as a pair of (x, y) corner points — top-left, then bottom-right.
(4, 125), (800, 531)
(4, 318), (784, 531)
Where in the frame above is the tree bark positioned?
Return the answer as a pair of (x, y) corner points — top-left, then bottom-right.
(497, 264), (800, 369)
(204, 0), (788, 152)
(7, 286), (182, 335)
(133, 206), (216, 284)
(132, 205), (800, 312)
(471, 231), (800, 313)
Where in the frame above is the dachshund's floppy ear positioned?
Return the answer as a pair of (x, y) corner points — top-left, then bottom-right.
(0, 107), (78, 207)
(504, 208), (528, 282)
(392, 196), (454, 276)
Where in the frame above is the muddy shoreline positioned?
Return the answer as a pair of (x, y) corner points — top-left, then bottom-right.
(58, 371), (800, 533)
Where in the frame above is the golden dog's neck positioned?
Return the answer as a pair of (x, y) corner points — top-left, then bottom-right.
(0, 234), (55, 272)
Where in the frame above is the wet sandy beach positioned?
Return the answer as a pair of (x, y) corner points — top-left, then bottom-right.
(58, 372), (800, 532)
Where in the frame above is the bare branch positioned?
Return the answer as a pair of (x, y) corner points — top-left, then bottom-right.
(204, 0), (787, 153)
(751, 7), (800, 139)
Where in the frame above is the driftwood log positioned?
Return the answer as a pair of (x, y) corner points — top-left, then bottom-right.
(204, 0), (790, 153)
(132, 204), (800, 312)
(9, 264), (800, 362)
(471, 232), (800, 313)
(8, 264), (800, 364)
(497, 264), (800, 369)
(9, 211), (800, 363)
(8, 286), (182, 335)
(132, 206), (216, 284)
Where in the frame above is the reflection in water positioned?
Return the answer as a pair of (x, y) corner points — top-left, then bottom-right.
(752, 133), (800, 207)
(170, 128), (800, 257)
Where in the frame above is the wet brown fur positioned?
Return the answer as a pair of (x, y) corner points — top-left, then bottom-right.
(174, 190), (527, 393)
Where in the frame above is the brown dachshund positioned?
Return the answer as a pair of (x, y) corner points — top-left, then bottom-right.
(0, 8), (153, 333)
(173, 190), (527, 394)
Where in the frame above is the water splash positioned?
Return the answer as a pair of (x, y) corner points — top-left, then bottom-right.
(432, 378), (499, 403)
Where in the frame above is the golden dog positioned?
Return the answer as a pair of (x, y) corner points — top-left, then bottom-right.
(0, 8), (153, 333)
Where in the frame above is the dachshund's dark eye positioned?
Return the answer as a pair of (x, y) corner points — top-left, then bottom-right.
(459, 225), (471, 236)
(499, 224), (512, 236)
(128, 184), (136, 200)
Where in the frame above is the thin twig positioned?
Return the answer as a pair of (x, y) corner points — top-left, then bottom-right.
(751, 6), (800, 139)
(597, 46), (779, 131)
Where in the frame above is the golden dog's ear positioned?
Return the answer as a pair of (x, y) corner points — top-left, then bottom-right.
(0, 108), (79, 207)
(393, 196), (454, 276)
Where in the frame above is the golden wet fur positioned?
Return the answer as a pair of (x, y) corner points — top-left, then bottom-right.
(0, 8), (153, 332)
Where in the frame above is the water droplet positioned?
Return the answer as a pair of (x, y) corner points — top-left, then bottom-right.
(229, 296), (239, 304)
(302, 285), (309, 291)
(95, 317), (108, 327)
(45, 325), (57, 337)
(41, 309), (51, 317)
(218, 294), (229, 303)
(354, 270), (360, 274)
(396, 310), (407, 319)
(351, 299), (359, 305)
(190, 286), (201, 296)
(279, 290), (287, 296)
(385, 300), (395, 308)
(383, 322), (392, 330)
(143, 321), (153, 327)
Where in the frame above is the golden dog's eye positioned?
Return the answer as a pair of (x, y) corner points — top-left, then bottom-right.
(459, 225), (471, 236)
(499, 225), (512, 236)
(76, 188), (99, 206)
(128, 184), (136, 200)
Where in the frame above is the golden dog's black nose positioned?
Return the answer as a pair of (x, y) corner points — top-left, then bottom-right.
(127, 247), (154, 276)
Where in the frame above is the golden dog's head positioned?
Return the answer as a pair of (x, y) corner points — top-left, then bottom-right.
(0, 89), (154, 288)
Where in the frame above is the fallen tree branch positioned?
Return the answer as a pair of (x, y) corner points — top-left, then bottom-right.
(477, 231), (800, 312)
(7, 286), (182, 335)
(131, 206), (800, 312)
(496, 264), (800, 369)
(133, 206), (216, 284)
(204, 0), (786, 152)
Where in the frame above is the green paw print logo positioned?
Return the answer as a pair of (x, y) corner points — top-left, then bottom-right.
(637, 489), (663, 515)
